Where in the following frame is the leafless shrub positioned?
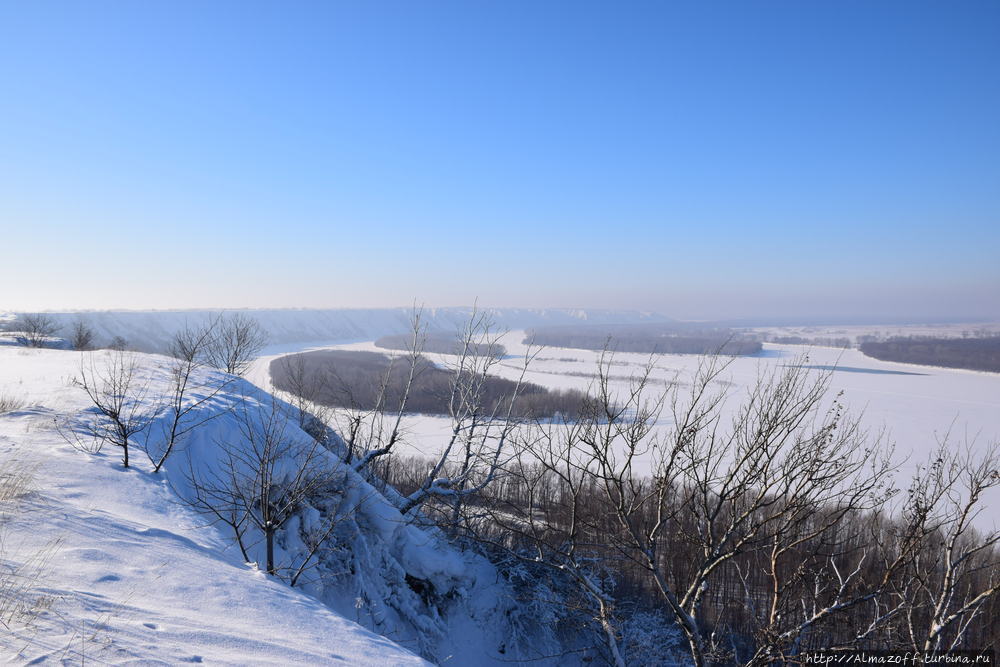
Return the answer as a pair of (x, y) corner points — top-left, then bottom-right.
(18, 314), (60, 348)
(145, 323), (234, 473)
(895, 439), (1000, 653)
(398, 309), (536, 525)
(73, 351), (159, 468)
(0, 392), (25, 415)
(107, 335), (129, 352)
(182, 393), (339, 579)
(205, 313), (267, 376)
(68, 319), (96, 351)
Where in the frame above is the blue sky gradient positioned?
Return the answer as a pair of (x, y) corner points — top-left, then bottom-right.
(1, 1), (998, 319)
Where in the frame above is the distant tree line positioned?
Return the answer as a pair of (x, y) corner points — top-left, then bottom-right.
(375, 332), (506, 359)
(270, 349), (588, 420)
(765, 335), (852, 348)
(2, 313), (124, 351)
(861, 336), (1000, 372)
(524, 323), (762, 356)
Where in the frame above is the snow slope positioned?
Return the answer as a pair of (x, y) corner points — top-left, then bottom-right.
(0, 347), (435, 665)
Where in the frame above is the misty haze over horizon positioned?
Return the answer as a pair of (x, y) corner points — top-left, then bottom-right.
(3, 305), (997, 341)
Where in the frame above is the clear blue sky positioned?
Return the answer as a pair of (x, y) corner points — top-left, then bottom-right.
(1, 1), (998, 320)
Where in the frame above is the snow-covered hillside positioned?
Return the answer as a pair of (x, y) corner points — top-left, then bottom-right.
(0, 346), (540, 665)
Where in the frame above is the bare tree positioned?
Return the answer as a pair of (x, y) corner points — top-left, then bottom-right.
(75, 350), (158, 468)
(899, 439), (1000, 653)
(205, 313), (267, 376)
(107, 335), (129, 351)
(68, 319), (96, 351)
(399, 309), (534, 524)
(475, 421), (633, 666)
(183, 393), (337, 577)
(145, 322), (234, 473)
(341, 308), (426, 470)
(471, 350), (945, 665)
(615, 358), (908, 664)
(19, 314), (59, 348)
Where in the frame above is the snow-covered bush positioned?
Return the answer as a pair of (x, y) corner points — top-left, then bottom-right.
(0, 391), (24, 414)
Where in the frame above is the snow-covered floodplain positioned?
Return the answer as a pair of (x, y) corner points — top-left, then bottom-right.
(0, 347), (432, 665)
(263, 331), (1000, 531)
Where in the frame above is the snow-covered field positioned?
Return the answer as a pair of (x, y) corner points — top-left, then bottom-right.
(261, 331), (1000, 530)
(0, 347), (435, 665)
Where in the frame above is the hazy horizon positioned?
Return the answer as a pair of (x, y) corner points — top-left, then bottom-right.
(2, 303), (997, 328)
(2, 2), (998, 320)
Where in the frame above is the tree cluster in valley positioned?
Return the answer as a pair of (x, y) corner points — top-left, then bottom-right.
(375, 332), (506, 359)
(765, 334), (852, 348)
(525, 323), (763, 356)
(861, 336), (1000, 372)
(270, 349), (589, 420)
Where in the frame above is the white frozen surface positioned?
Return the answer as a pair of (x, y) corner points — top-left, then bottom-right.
(261, 332), (1000, 530)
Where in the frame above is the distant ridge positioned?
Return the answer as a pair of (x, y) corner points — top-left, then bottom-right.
(2, 307), (673, 352)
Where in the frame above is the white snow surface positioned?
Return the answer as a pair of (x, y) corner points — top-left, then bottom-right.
(0, 347), (518, 665)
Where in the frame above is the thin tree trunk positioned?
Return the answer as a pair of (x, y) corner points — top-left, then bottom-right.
(266, 526), (275, 575)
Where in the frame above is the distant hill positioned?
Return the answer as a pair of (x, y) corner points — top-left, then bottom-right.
(1, 307), (673, 353)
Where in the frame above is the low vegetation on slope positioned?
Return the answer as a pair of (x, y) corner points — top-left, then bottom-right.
(0, 349), (434, 665)
(524, 323), (762, 355)
(861, 335), (1000, 372)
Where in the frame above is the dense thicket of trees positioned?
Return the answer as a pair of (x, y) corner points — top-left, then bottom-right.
(525, 323), (762, 356)
(767, 335), (851, 347)
(375, 332), (506, 359)
(861, 336), (1000, 372)
(270, 349), (589, 420)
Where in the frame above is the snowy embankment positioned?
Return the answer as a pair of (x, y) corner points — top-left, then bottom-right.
(0, 347), (521, 665)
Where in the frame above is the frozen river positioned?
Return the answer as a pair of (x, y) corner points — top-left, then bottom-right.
(253, 330), (1000, 530)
